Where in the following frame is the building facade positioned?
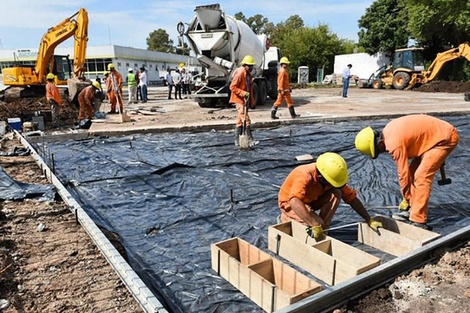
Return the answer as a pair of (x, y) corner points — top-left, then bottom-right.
(0, 45), (196, 85)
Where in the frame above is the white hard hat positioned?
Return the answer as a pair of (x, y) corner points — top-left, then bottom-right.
(128, 68), (133, 72)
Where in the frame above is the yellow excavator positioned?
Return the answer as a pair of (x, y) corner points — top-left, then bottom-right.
(1, 8), (89, 102)
(366, 43), (470, 90)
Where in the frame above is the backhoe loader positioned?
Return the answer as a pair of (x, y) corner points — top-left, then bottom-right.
(1, 8), (90, 103)
(366, 43), (470, 90)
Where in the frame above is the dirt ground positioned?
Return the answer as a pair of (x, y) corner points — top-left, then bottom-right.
(0, 82), (470, 312)
(0, 136), (141, 312)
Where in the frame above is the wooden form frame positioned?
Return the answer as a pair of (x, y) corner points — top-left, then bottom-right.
(268, 220), (381, 285)
(211, 237), (322, 312)
(358, 215), (441, 256)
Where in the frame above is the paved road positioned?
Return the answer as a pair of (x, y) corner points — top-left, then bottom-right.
(89, 86), (470, 135)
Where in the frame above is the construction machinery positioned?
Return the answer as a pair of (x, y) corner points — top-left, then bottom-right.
(365, 43), (470, 90)
(177, 4), (280, 108)
(1, 8), (89, 102)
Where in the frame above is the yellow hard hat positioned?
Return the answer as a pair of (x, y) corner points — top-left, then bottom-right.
(355, 127), (378, 159)
(107, 63), (115, 70)
(316, 152), (348, 188)
(240, 55), (256, 66)
(92, 81), (101, 89)
(280, 57), (290, 64)
(103, 71), (109, 76)
(46, 73), (55, 80)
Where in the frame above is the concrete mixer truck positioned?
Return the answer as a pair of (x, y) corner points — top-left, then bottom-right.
(177, 4), (281, 108)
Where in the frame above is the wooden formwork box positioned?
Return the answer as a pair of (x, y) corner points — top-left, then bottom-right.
(211, 237), (322, 312)
(268, 221), (381, 285)
(358, 215), (441, 257)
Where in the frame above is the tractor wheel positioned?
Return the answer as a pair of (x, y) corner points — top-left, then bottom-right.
(392, 72), (410, 90)
(372, 79), (383, 89)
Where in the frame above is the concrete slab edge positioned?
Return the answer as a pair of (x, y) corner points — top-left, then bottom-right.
(22, 110), (470, 141)
(275, 223), (470, 313)
(15, 131), (169, 313)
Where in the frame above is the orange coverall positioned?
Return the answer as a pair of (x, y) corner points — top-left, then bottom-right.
(77, 85), (97, 120)
(273, 67), (294, 108)
(229, 67), (254, 127)
(382, 114), (459, 223)
(278, 163), (357, 227)
(46, 81), (62, 104)
(106, 70), (123, 113)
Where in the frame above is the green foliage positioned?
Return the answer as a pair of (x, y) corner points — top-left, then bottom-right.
(272, 20), (347, 80)
(358, 0), (409, 57)
(146, 29), (175, 53)
(404, 0), (470, 55)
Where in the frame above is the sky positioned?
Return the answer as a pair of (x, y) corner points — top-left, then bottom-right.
(0, 0), (374, 51)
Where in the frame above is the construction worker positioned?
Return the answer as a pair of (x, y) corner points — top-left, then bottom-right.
(77, 81), (101, 124)
(271, 57), (299, 119)
(229, 55), (255, 146)
(127, 68), (138, 104)
(105, 63), (123, 114)
(278, 152), (383, 239)
(355, 114), (459, 230)
(45, 73), (62, 128)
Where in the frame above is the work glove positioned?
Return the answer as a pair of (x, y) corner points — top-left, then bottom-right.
(244, 92), (250, 100)
(368, 218), (383, 233)
(399, 199), (410, 211)
(306, 225), (323, 239)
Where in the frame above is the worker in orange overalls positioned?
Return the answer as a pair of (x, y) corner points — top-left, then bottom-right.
(229, 55), (255, 146)
(355, 114), (459, 230)
(105, 63), (123, 114)
(271, 57), (299, 119)
(278, 152), (382, 239)
(45, 73), (63, 128)
(77, 81), (101, 121)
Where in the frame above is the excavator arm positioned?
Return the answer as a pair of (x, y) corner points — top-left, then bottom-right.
(422, 42), (470, 83)
(407, 42), (470, 90)
(35, 8), (88, 82)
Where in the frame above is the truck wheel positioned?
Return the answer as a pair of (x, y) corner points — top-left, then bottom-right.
(392, 72), (410, 90)
(256, 81), (267, 106)
(196, 97), (216, 108)
(372, 79), (383, 89)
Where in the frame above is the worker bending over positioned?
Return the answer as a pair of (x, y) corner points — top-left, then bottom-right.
(278, 152), (382, 239)
(355, 114), (459, 230)
(230, 55), (256, 146)
(77, 81), (102, 126)
(271, 57), (299, 119)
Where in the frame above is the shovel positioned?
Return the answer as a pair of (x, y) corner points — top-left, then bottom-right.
(239, 100), (250, 149)
(111, 74), (131, 123)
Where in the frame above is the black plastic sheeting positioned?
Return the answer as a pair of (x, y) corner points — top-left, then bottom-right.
(32, 115), (470, 313)
(0, 165), (56, 202)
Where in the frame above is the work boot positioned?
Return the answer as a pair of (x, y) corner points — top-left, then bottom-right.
(234, 126), (243, 146)
(245, 128), (259, 147)
(289, 106), (300, 118)
(271, 105), (279, 120)
(392, 209), (410, 221)
(409, 221), (433, 231)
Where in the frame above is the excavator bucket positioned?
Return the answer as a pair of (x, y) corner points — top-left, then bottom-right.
(67, 77), (92, 103)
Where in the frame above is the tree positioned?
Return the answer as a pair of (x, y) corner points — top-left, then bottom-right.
(357, 0), (409, 57)
(146, 29), (175, 53)
(234, 12), (275, 36)
(404, 0), (470, 56)
(273, 21), (346, 81)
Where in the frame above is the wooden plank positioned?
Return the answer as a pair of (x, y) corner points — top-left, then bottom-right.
(211, 237), (322, 312)
(357, 216), (441, 257)
(268, 223), (336, 285)
(269, 221), (381, 285)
